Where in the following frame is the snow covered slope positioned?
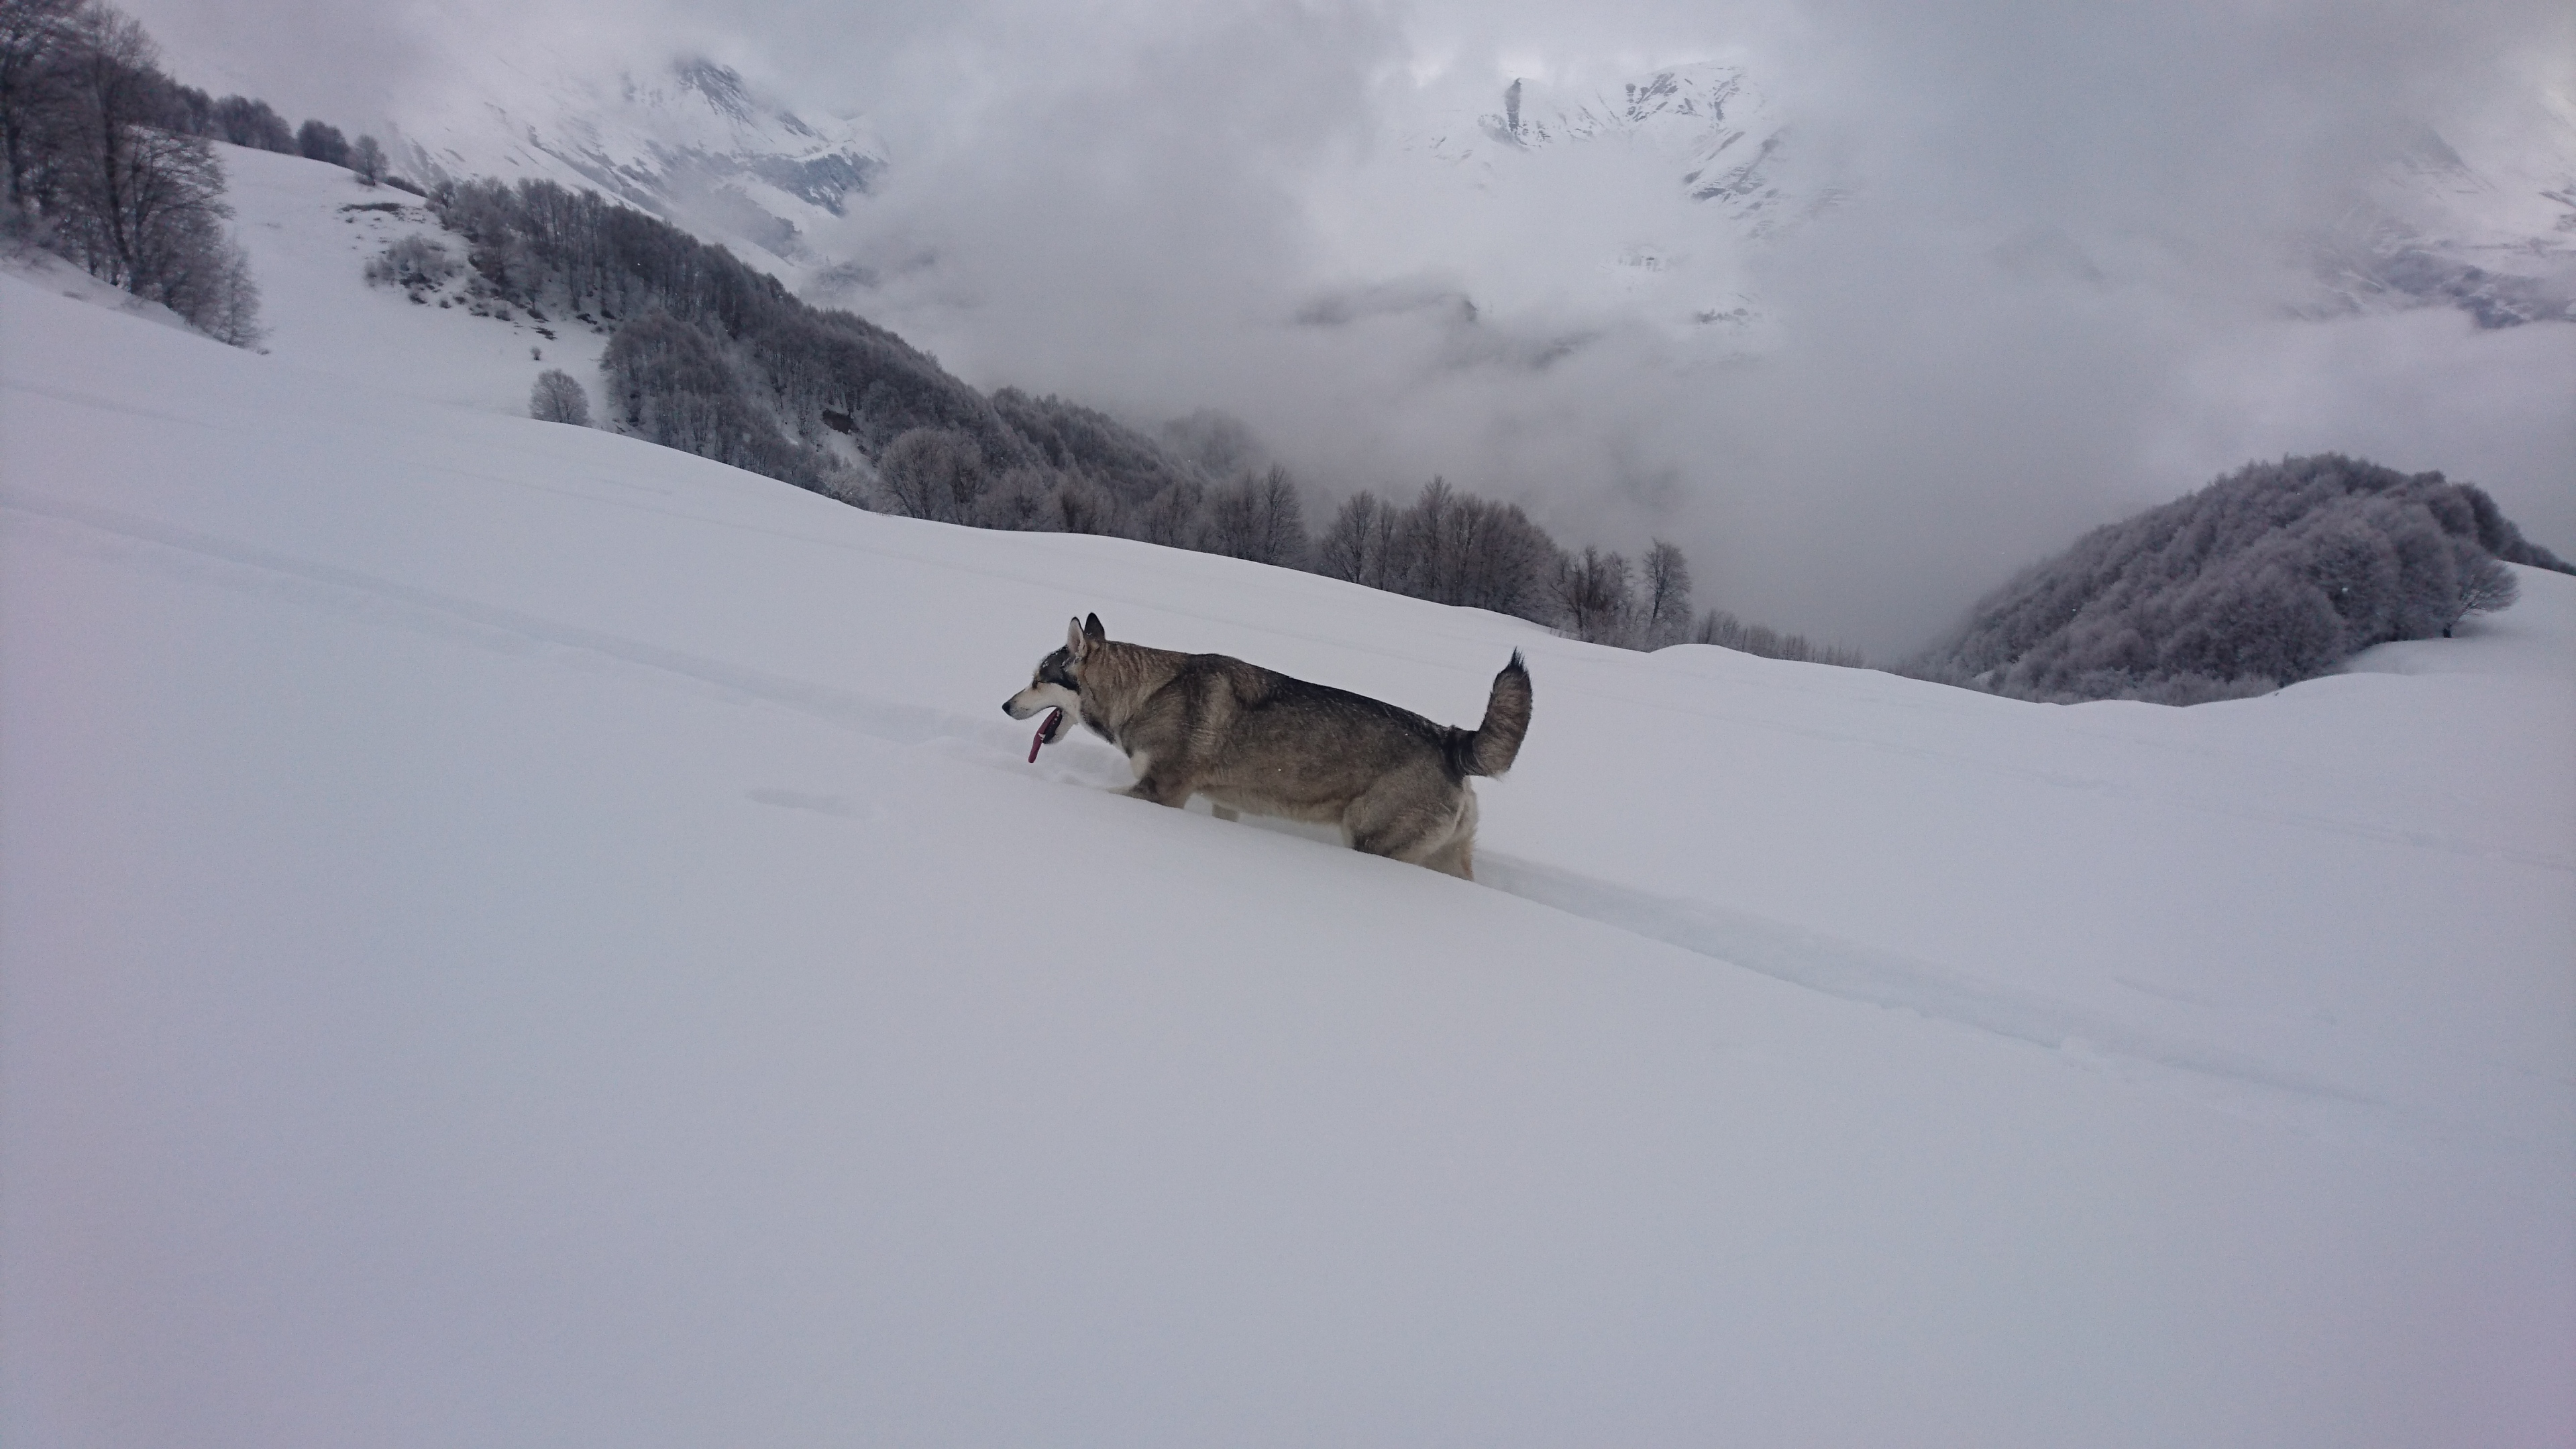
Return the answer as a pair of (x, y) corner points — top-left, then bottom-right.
(220, 144), (610, 419)
(384, 52), (883, 282)
(2304, 95), (2576, 327)
(3, 185), (2573, 1446)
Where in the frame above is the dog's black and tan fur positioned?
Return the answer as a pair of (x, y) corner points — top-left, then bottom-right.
(1006, 614), (1532, 879)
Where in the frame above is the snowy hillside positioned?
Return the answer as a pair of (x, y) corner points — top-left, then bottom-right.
(319, 37), (2576, 353)
(383, 52), (883, 281)
(2302, 79), (2576, 327)
(3, 151), (2573, 1446)
(221, 146), (612, 419)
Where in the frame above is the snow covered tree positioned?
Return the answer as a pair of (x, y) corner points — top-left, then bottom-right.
(969, 465), (1065, 531)
(529, 368), (589, 426)
(1160, 408), (1260, 478)
(1128, 472), (1206, 549)
(1052, 472), (1119, 535)
(873, 427), (987, 523)
(1917, 453), (2553, 702)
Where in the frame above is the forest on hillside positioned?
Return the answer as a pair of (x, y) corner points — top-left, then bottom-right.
(413, 174), (1860, 661)
(1912, 453), (2569, 703)
(1, 0), (281, 342)
(16, 3), (2565, 695)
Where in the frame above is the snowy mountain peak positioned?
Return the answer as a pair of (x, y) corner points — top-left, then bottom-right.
(1391, 60), (1823, 339)
(665, 56), (760, 125)
(2300, 102), (2576, 327)
(1483, 64), (1752, 149)
(388, 53), (885, 276)
(1432, 60), (1813, 239)
(1416, 56), (2570, 333)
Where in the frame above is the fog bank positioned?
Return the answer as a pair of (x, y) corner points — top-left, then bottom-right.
(123, 0), (2576, 656)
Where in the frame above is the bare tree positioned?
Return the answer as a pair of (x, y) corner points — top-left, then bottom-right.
(1640, 539), (1694, 647)
(1445, 494), (1554, 619)
(529, 368), (590, 425)
(1554, 546), (1634, 646)
(51, 7), (175, 276)
(1399, 475), (1461, 601)
(0, 0), (80, 207)
(1317, 490), (1401, 588)
(1053, 472), (1120, 535)
(36, 8), (258, 343)
(154, 220), (261, 345)
(1201, 464), (1309, 568)
(2444, 549), (2518, 635)
(350, 131), (382, 186)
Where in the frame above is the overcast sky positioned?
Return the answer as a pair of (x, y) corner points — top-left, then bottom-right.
(125, 0), (2576, 656)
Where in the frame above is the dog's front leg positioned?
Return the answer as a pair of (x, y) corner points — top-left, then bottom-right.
(1114, 745), (1191, 808)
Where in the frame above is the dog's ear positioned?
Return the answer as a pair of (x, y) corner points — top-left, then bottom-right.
(1065, 616), (1087, 661)
(1084, 612), (1106, 642)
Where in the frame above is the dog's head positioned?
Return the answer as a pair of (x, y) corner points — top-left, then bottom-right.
(1003, 612), (1107, 727)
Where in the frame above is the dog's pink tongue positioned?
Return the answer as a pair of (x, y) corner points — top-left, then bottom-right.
(1027, 707), (1065, 763)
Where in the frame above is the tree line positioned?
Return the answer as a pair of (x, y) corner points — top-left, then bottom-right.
(0, 0), (268, 341)
(1, 0), (418, 343)
(1912, 453), (2565, 704)
(416, 172), (1863, 663)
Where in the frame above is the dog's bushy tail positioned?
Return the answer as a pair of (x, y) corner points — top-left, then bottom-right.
(1447, 649), (1532, 778)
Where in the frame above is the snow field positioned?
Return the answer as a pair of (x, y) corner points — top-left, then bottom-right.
(2, 152), (2571, 1446)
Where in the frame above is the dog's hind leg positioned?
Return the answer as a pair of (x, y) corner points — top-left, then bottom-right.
(1419, 792), (1477, 880)
(1347, 784), (1477, 879)
(1345, 798), (1452, 875)
(1420, 828), (1474, 880)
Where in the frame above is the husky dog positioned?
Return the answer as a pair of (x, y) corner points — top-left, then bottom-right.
(1005, 614), (1532, 879)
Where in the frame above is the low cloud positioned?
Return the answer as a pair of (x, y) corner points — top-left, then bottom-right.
(129, 0), (2576, 657)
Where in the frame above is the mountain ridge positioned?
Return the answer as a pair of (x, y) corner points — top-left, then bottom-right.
(384, 52), (885, 278)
